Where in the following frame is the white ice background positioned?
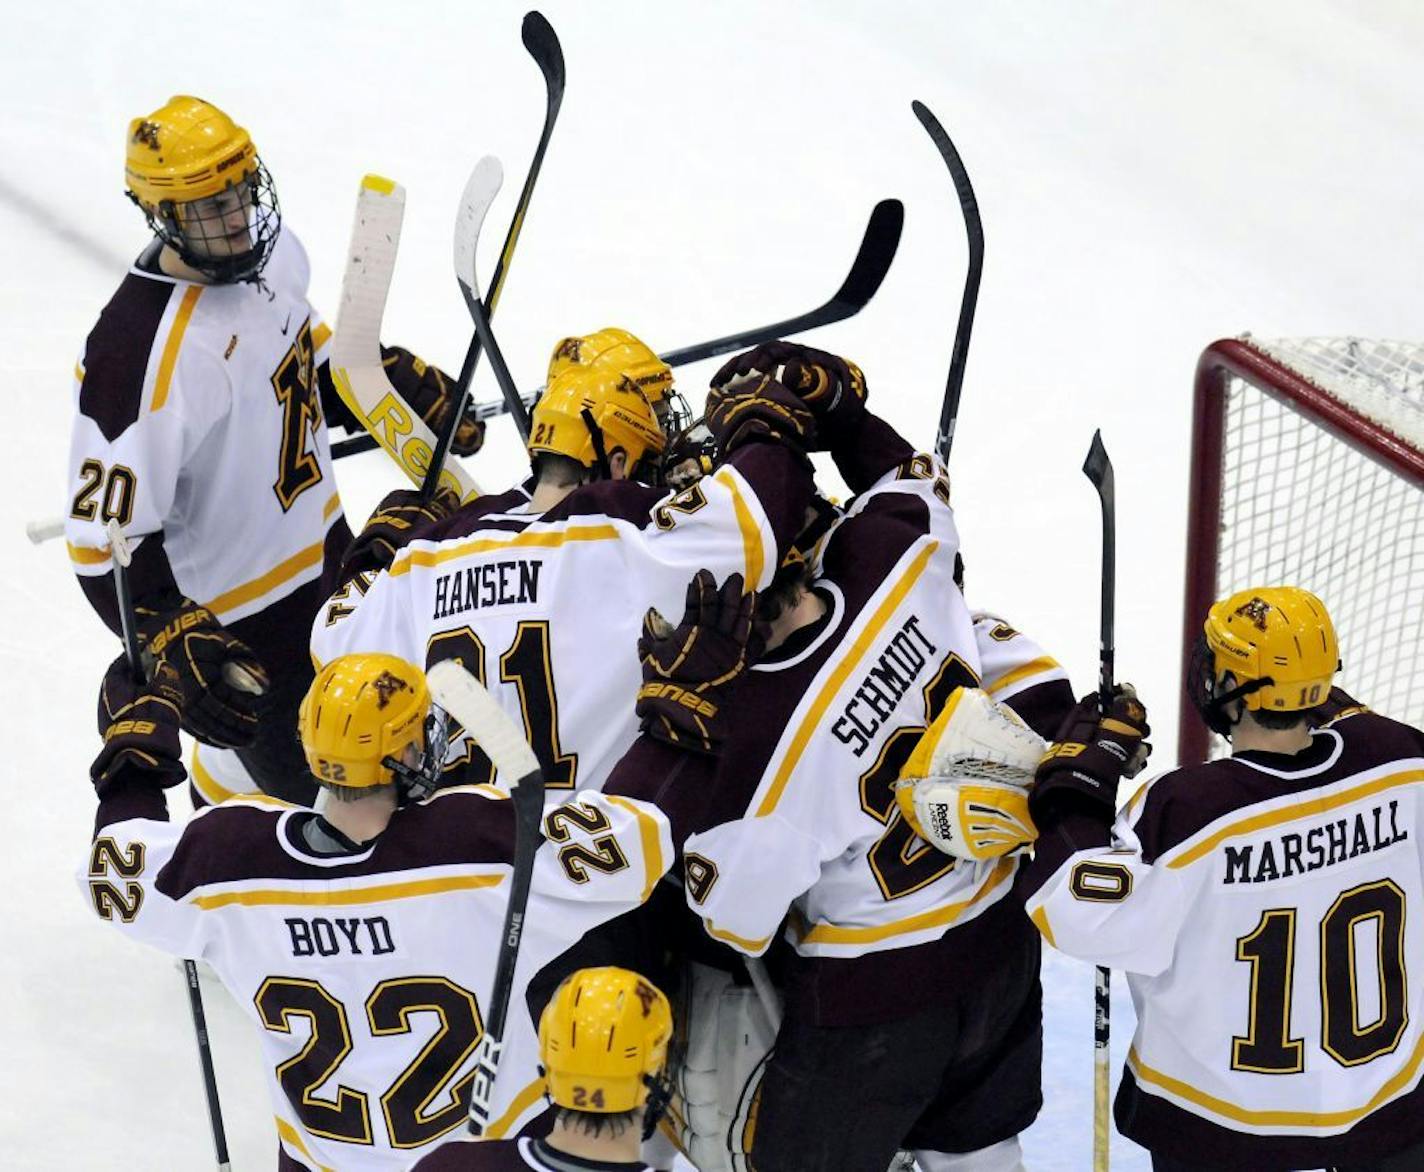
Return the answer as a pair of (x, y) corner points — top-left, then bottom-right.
(3, 1), (1423, 1168)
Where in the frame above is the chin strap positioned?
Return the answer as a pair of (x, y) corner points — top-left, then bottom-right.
(1204, 675), (1272, 738)
(581, 407), (614, 481)
(641, 1072), (674, 1141)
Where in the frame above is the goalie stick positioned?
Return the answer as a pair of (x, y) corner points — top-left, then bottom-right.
(912, 101), (984, 465)
(326, 196), (904, 460)
(425, 660), (546, 1135)
(106, 519), (232, 1172)
(1081, 431), (1116, 1172)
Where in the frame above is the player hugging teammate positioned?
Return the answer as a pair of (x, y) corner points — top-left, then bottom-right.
(70, 97), (1424, 1172)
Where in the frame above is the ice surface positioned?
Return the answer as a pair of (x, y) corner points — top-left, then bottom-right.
(4, 1), (1422, 1167)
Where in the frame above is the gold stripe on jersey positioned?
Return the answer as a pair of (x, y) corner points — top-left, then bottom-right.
(1029, 903), (1056, 949)
(275, 1115), (337, 1172)
(1167, 768), (1424, 870)
(390, 524), (622, 577)
(312, 321), (333, 351)
(754, 541), (939, 817)
(322, 491), (342, 522)
(151, 285), (203, 413)
(1127, 1035), (1424, 1128)
(605, 794), (665, 903)
(983, 655), (1061, 696)
(191, 749), (247, 805)
(484, 1074), (548, 1139)
(205, 537), (327, 617)
(74, 361), (85, 384)
(795, 855), (1015, 945)
(67, 542), (111, 566)
(702, 917), (775, 954)
(712, 467), (764, 589)
(191, 872), (504, 910)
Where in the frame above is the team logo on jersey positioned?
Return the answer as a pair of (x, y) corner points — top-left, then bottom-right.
(372, 670), (410, 709)
(131, 120), (162, 150)
(1234, 596), (1273, 631)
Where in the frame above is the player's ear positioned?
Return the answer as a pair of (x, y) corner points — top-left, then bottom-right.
(608, 449), (630, 480)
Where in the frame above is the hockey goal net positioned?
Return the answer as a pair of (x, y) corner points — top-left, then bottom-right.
(1178, 336), (1424, 764)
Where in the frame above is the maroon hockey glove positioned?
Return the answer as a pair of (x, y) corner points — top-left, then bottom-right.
(137, 597), (269, 751)
(342, 484), (461, 578)
(382, 345), (486, 456)
(704, 373), (816, 456)
(1029, 685), (1151, 828)
(91, 658), (188, 798)
(637, 571), (766, 754)
(712, 341), (866, 443)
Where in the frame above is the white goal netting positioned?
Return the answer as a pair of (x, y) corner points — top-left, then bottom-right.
(1205, 336), (1424, 746)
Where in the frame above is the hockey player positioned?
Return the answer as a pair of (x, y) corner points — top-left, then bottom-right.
(66, 95), (481, 806)
(411, 967), (674, 1170)
(662, 342), (1067, 1172)
(311, 335), (819, 799)
(83, 652), (673, 1170)
(1014, 587), (1424, 1170)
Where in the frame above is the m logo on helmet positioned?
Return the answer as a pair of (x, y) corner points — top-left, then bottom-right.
(372, 670), (410, 710)
(1235, 597), (1273, 631)
(634, 979), (659, 1018)
(132, 120), (162, 151)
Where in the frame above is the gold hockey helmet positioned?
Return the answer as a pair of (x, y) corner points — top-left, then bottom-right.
(539, 967), (673, 1114)
(124, 95), (280, 281)
(546, 328), (690, 439)
(529, 356), (667, 479)
(1190, 586), (1340, 734)
(298, 654), (431, 788)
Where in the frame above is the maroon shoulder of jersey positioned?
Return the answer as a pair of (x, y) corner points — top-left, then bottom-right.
(79, 269), (183, 442)
(153, 789), (517, 903)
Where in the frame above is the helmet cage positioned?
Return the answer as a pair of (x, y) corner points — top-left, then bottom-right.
(132, 157), (280, 283)
(383, 706), (451, 803)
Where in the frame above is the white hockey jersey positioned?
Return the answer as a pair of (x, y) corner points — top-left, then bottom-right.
(311, 446), (812, 800)
(65, 229), (344, 624)
(1022, 709), (1424, 1167)
(82, 786), (672, 1171)
(681, 451), (1016, 965)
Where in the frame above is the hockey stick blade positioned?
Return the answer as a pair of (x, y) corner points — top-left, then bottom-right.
(658, 198), (904, 368)
(913, 100), (984, 464)
(426, 659), (539, 789)
(331, 175), (481, 500)
(333, 194), (902, 459)
(1082, 428), (1116, 703)
(453, 157), (505, 306)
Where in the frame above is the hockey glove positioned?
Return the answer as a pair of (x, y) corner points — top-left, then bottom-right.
(704, 373), (816, 457)
(382, 345), (485, 456)
(342, 484), (461, 578)
(636, 570), (766, 754)
(91, 657), (187, 799)
(138, 597), (269, 750)
(712, 341), (866, 445)
(1030, 685), (1150, 829)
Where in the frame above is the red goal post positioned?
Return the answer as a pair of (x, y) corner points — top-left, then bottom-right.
(1178, 336), (1424, 764)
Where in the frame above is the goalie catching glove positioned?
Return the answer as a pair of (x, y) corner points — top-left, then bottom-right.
(895, 687), (1045, 861)
(1029, 684), (1151, 829)
(135, 595), (269, 750)
(91, 657), (187, 798)
(381, 345), (485, 456)
(636, 570), (765, 754)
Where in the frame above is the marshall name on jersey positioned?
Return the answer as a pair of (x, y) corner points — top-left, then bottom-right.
(1023, 709), (1424, 1167)
(311, 444), (812, 800)
(82, 785), (672, 1172)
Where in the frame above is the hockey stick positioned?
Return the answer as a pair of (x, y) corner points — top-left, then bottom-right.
(1081, 431), (1115, 1172)
(423, 9), (563, 491)
(106, 519), (232, 1172)
(327, 195), (904, 459)
(452, 157), (535, 452)
(330, 174), (483, 501)
(912, 101), (984, 465)
(425, 660), (546, 1135)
